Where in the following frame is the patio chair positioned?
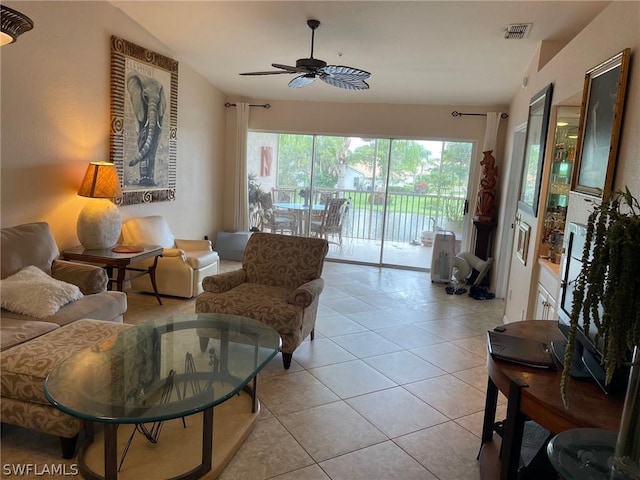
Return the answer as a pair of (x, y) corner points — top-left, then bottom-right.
(313, 189), (338, 205)
(271, 187), (297, 204)
(311, 189), (338, 222)
(258, 192), (296, 234)
(310, 198), (349, 246)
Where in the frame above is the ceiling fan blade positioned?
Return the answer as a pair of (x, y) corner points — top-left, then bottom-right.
(272, 63), (309, 73)
(240, 70), (296, 76)
(321, 65), (371, 80)
(288, 74), (316, 89)
(319, 74), (369, 90)
(240, 63), (307, 76)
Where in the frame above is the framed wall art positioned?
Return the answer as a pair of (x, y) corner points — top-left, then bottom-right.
(516, 221), (531, 266)
(518, 83), (553, 217)
(572, 48), (630, 197)
(110, 35), (179, 205)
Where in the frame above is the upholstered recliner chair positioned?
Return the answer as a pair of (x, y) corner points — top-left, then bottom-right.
(121, 216), (219, 298)
(196, 232), (329, 368)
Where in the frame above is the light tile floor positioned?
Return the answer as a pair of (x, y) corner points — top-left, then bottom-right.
(0, 260), (508, 480)
(218, 260), (508, 480)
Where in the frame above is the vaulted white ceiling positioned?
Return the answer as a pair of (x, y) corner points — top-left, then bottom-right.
(111, 1), (609, 106)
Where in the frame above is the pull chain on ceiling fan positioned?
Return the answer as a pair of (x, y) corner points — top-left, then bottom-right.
(240, 19), (371, 90)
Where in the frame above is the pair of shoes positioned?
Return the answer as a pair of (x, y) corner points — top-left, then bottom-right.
(469, 285), (495, 300)
(446, 286), (468, 295)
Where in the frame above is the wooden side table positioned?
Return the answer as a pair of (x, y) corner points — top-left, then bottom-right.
(479, 320), (624, 480)
(61, 245), (163, 305)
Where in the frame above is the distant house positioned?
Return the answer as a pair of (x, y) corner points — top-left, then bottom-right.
(345, 165), (367, 190)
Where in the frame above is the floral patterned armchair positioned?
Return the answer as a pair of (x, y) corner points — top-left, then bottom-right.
(195, 232), (329, 368)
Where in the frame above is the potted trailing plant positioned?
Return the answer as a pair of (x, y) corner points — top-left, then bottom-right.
(561, 187), (640, 477)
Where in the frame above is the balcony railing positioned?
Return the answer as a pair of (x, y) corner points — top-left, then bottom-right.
(270, 187), (466, 244)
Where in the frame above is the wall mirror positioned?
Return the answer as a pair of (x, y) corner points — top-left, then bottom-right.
(518, 83), (554, 216)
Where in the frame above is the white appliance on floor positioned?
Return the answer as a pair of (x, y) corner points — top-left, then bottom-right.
(430, 230), (456, 283)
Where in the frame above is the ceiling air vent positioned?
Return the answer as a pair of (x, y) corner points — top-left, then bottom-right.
(504, 23), (532, 40)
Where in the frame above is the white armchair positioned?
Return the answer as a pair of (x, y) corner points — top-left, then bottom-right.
(121, 216), (219, 298)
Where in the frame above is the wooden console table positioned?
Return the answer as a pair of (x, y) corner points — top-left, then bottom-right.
(62, 245), (163, 305)
(479, 320), (624, 480)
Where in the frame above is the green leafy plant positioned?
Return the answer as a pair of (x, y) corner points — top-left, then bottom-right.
(248, 173), (264, 206)
(561, 187), (640, 407)
(444, 196), (465, 223)
(248, 173), (266, 231)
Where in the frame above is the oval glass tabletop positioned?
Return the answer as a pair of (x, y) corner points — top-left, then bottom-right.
(547, 428), (619, 480)
(45, 313), (281, 424)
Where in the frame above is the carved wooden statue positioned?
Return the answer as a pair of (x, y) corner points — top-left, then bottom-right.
(474, 151), (499, 222)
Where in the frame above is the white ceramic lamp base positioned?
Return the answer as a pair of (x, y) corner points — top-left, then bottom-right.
(77, 199), (121, 250)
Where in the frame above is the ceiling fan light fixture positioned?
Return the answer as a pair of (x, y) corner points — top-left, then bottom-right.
(296, 58), (327, 69)
(1, 5), (34, 46)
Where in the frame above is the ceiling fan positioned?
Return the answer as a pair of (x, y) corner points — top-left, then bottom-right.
(240, 19), (371, 91)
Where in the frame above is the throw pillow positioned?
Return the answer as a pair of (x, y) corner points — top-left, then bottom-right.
(1, 265), (84, 318)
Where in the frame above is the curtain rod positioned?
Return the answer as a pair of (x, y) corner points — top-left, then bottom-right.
(452, 111), (509, 119)
(225, 102), (271, 109)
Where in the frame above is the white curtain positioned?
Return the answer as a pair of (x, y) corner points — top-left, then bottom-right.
(233, 103), (250, 231)
(483, 112), (502, 152)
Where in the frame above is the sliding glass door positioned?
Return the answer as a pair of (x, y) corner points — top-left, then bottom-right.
(246, 132), (475, 270)
(381, 139), (473, 268)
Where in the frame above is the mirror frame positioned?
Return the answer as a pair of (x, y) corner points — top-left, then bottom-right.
(518, 83), (554, 216)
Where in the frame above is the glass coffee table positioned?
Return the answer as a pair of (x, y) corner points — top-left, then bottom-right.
(45, 313), (281, 480)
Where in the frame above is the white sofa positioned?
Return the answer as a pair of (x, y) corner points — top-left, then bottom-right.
(121, 216), (219, 298)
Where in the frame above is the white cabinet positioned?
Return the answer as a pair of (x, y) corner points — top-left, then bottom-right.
(532, 259), (559, 321)
(535, 283), (557, 321)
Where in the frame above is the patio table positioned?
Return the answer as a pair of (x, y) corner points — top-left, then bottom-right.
(274, 202), (325, 235)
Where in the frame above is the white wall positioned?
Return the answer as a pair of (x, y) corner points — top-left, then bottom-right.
(0, 1), (226, 248)
(500, 1), (640, 321)
(505, 1), (639, 197)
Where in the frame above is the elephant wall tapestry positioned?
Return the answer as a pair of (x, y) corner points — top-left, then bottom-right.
(110, 35), (178, 205)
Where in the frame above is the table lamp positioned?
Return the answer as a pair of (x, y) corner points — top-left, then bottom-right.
(77, 162), (123, 250)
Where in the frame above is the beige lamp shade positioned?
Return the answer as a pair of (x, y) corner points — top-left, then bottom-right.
(77, 162), (123, 250)
(78, 162), (123, 199)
